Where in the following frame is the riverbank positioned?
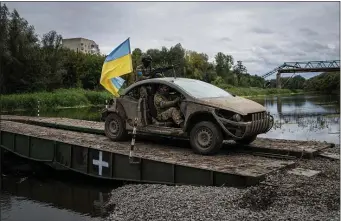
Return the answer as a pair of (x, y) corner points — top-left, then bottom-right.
(0, 88), (112, 111)
(105, 147), (339, 221)
(220, 84), (304, 97)
(1, 87), (305, 111)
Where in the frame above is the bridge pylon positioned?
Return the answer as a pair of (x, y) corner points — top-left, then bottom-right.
(276, 72), (281, 89)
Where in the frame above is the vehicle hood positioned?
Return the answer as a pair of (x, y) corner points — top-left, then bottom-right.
(197, 96), (266, 115)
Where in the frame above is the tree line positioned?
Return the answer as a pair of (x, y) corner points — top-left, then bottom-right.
(267, 72), (340, 93)
(0, 4), (338, 95)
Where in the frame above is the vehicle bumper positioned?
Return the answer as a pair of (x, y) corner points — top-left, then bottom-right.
(212, 110), (274, 139)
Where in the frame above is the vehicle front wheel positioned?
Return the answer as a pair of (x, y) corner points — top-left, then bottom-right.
(189, 121), (223, 155)
(235, 135), (257, 145)
(104, 113), (128, 141)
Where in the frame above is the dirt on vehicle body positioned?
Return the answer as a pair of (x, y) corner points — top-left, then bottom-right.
(101, 77), (274, 155)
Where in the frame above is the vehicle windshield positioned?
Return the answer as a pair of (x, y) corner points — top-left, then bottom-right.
(173, 79), (232, 98)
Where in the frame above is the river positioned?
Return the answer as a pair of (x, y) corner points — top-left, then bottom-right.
(0, 94), (340, 221)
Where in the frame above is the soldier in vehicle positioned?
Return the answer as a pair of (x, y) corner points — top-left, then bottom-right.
(154, 84), (184, 128)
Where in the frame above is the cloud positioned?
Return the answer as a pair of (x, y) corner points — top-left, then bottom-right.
(4, 1), (340, 76)
(220, 37), (232, 42)
(250, 27), (274, 34)
(299, 28), (319, 36)
(163, 36), (184, 43)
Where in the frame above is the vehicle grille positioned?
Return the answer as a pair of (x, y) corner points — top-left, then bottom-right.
(247, 111), (273, 135)
(244, 112), (267, 121)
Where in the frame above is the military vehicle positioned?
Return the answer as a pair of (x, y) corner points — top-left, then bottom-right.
(101, 77), (274, 155)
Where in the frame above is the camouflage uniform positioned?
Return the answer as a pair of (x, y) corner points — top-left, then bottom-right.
(136, 64), (152, 82)
(154, 92), (184, 125)
(136, 64), (152, 98)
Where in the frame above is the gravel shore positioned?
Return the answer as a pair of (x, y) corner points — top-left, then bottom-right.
(105, 149), (340, 221)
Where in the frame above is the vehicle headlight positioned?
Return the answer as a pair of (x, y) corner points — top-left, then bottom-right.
(233, 114), (242, 122)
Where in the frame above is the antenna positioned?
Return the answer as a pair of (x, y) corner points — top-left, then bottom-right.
(172, 64), (177, 79)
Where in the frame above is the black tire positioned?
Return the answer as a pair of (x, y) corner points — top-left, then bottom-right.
(189, 121), (223, 155)
(104, 113), (128, 141)
(235, 135), (257, 145)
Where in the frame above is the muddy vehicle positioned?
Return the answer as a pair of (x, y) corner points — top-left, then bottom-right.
(101, 77), (274, 155)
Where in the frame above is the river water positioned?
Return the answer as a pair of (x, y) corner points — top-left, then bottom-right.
(0, 94), (340, 221)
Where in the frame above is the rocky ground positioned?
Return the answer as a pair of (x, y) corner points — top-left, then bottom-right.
(104, 147), (340, 221)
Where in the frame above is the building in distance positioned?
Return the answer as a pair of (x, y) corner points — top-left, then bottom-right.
(62, 37), (100, 55)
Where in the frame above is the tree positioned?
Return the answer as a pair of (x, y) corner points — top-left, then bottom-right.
(303, 72), (340, 93)
(233, 60), (247, 86)
(184, 50), (209, 80)
(5, 8), (40, 93)
(0, 3), (10, 93)
(168, 43), (185, 77)
(214, 52), (234, 84)
(38, 30), (66, 91)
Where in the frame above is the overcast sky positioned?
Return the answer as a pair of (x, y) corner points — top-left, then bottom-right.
(5, 1), (340, 77)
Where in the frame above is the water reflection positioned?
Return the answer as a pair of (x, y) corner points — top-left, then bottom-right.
(251, 94), (340, 144)
(0, 172), (115, 221)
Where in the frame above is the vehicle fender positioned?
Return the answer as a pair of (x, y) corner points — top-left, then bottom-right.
(184, 102), (216, 132)
(101, 99), (126, 121)
(184, 109), (219, 132)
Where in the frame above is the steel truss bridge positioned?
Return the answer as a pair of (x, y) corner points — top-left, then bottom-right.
(261, 60), (340, 88)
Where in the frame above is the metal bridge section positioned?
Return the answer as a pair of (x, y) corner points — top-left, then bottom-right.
(262, 60), (340, 88)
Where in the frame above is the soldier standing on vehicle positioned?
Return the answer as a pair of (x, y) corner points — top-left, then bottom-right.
(136, 55), (153, 98)
(154, 85), (184, 128)
(136, 55), (153, 81)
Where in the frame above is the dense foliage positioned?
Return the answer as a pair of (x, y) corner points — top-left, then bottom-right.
(267, 72), (340, 94)
(0, 4), (338, 98)
(0, 4), (269, 96)
(303, 72), (340, 94)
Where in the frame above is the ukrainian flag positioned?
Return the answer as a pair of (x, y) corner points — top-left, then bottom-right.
(100, 38), (133, 97)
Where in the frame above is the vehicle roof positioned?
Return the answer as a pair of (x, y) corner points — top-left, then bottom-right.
(139, 77), (200, 83)
(121, 77), (203, 95)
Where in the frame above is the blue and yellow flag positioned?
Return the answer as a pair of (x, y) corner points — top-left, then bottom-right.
(100, 38), (133, 97)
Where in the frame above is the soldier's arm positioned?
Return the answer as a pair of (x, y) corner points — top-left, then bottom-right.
(139, 75), (150, 80)
(136, 65), (143, 76)
(155, 94), (179, 108)
(136, 65), (149, 81)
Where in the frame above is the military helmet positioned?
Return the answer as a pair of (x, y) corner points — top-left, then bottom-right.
(158, 84), (170, 93)
(141, 55), (152, 63)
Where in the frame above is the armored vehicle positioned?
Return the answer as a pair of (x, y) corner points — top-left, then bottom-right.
(101, 77), (274, 155)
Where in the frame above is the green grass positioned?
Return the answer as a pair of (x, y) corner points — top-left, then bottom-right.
(1, 86), (305, 111)
(216, 83), (304, 97)
(1, 88), (113, 111)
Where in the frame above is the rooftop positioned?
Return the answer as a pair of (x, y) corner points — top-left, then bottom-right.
(62, 37), (97, 42)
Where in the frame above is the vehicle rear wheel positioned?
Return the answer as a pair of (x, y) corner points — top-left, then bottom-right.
(189, 121), (223, 155)
(104, 113), (128, 141)
(235, 135), (257, 145)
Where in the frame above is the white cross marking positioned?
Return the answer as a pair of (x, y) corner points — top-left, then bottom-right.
(92, 151), (109, 176)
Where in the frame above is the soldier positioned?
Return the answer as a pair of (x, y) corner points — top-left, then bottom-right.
(154, 84), (184, 128)
(136, 55), (168, 81)
(136, 55), (153, 98)
(136, 55), (153, 82)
